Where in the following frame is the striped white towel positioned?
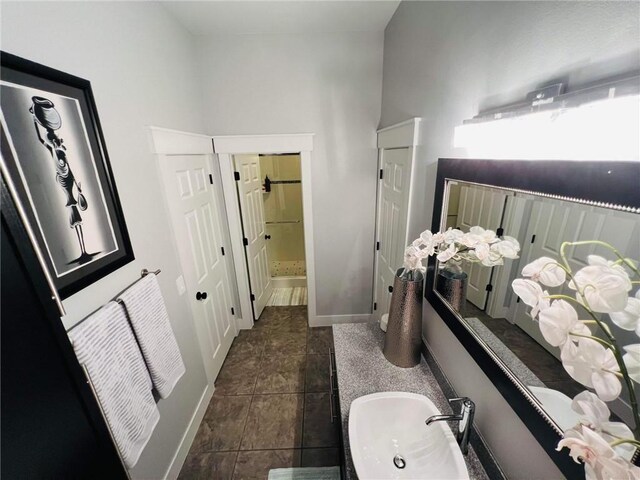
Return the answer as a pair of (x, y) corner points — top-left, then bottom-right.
(69, 302), (159, 469)
(117, 274), (185, 399)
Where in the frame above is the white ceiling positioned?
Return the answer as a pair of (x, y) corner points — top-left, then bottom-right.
(160, 1), (401, 35)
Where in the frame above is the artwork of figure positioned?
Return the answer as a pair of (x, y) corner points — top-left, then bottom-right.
(29, 96), (100, 265)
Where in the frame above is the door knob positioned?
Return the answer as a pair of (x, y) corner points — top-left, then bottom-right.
(265, 235), (271, 240)
(196, 291), (208, 301)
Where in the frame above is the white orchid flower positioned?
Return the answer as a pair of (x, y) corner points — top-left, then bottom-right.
(521, 256), (567, 287)
(610, 293), (640, 337)
(437, 243), (458, 263)
(474, 242), (491, 261)
(469, 225), (499, 244)
(432, 232), (445, 245)
(403, 245), (425, 272)
(561, 338), (621, 401)
(571, 391), (635, 458)
(442, 228), (464, 244)
(459, 232), (482, 248)
(622, 344), (640, 384)
(538, 300), (591, 348)
(568, 264), (632, 313)
(588, 255), (630, 276)
(512, 279), (550, 319)
(491, 236), (520, 259)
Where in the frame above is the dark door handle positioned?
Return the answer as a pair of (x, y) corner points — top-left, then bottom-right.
(196, 291), (208, 301)
(388, 285), (393, 293)
(265, 235), (271, 240)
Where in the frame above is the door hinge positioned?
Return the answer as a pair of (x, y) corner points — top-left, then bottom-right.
(388, 285), (393, 293)
(379, 169), (384, 180)
(376, 241), (380, 251)
(516, 297), (521, 303)
(250, 293), (255, 301)
(496, 227), (504, 237)
(531, 234), (536, 244)
(373, 302), (377, 311)
(243, 238), (248, 247)
(485, 284), (493, 292)
(234, 171), (240, 181)
(221, 246), (225, 256)
(231, 307), (235, 315)
(209, 174), (214, 185)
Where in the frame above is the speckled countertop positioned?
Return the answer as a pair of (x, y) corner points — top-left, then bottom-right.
(332, 322), (489, 480)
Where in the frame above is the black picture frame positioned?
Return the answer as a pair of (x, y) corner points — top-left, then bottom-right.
(1, 51), (134, 299)
(426, 158), (640, 479)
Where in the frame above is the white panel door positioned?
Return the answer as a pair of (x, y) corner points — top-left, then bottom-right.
(160, 155), (236, 382)
(374, 148), (412, 323)
(456, 185), (507, 309)
(513, 198), (639, 359)
(235, 154), (272, 320)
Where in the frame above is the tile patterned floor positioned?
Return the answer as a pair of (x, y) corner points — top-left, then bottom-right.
(267, 287), (307, 306)
(179, 306), (339, 480)
(270, 260), (306, 277)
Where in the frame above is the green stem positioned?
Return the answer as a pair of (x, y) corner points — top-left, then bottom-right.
(568, 332), (614, 350)
(559, 241), (640, 439)
(610, 438), (640, 448)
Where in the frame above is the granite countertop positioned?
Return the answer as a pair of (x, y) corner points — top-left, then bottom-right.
(332, 322), (489, 480)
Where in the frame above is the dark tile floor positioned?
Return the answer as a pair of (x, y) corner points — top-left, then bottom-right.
(464, 301), (584, 398)
(179, 306), (340, 480)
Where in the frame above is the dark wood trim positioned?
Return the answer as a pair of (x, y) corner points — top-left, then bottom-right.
(425, 158), (640, 479)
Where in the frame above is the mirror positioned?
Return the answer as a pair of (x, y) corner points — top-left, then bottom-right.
(426, 159), (640, 477)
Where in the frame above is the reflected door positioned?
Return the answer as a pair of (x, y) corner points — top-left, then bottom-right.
(235, 154), (272, 320)
(513, 198), (639, 358)
(456, 185), (508, 309)
(374, 148), (412, 322)
(161, 155), (236, 382)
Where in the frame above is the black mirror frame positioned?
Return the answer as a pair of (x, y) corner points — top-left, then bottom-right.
(425, 158), (640, 478)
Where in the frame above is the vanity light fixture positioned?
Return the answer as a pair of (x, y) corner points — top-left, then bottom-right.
(454, 78), (640, 161)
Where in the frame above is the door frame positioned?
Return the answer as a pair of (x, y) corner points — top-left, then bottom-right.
(213, 134), (317, 328)
(373, 118), (421, 323)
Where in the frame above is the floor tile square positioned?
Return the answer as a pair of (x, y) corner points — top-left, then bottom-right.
(307, 327), (333, 355)
(233, 450), (301, 480)
(240, 394), (304, 450)
(178, 451), (237, 480)
(191, 396), (251, 452)
(302, 393), (339, 448)
(215, 356), (261, 396)
(264, 330), (307, 356)
(305, 355), (330, 392)
(255, 355), (306, 393)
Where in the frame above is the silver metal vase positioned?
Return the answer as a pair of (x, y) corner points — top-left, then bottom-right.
(436, 268), (468, 313)
(383, 268), (424, 368)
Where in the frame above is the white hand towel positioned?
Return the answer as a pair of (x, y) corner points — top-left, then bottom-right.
(69, 302), (159, 469)
(117, 274), (186, 399)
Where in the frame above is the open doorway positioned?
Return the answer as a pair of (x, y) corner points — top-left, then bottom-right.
(233, 153), (307, 320)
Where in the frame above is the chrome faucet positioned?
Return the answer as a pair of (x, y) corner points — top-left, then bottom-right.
(425, 397), (475, 455)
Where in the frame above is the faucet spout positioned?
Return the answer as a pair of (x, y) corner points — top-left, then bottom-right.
(425, 397), (475, 455)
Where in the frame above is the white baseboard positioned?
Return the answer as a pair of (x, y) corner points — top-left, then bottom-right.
(310, 313), (372, 327)
(271, 276), (307, 288)
(163, 384), (214, 480)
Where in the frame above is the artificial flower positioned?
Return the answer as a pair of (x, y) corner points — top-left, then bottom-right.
(468, 226), (499, 243)
(403, 245), (425, 272)
(437, 243), (458, 263)
(491, 236), (520, 259)
(561, 338), (621, 401)
(610, 293), (640, 337)
(538, 300), (590, 347)
(622, 344), (640, 383)
(459, 232), (482, 248)
(442, 228), (464, 244)
(521, 256), (566, 287)
(569, 265), (632, 313)
(511, 278), (550, 319)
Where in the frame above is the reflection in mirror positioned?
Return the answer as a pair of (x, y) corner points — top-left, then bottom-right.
(435, 180), (639, 461)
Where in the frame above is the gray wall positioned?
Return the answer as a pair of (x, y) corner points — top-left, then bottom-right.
(1, 2), (209, 478)
(380, 2), (639, 478)
(196, 31), (384, 316)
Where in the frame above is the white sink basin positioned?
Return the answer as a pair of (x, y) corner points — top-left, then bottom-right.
(349, 392), (469, 480)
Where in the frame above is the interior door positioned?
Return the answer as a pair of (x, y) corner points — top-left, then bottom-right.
(457, 184), (508, 309)
(235, 154), (272, 320)
(512, 198), (639, 359)
(374, 148), (412, 323)
(160, 154), (236, 382)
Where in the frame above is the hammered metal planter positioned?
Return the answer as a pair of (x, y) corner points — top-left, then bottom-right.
(383, 268), (424, 368)
(436, 269), (468, 313)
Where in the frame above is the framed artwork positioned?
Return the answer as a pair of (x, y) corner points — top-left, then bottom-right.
(0, 51), (134, 299)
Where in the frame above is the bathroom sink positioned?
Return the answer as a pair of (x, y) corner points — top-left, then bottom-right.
(348, 392), (469, 480)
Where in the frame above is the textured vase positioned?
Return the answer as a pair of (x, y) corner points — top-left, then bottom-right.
(436, 269), (468, 312)
(383, 268), (424, 368)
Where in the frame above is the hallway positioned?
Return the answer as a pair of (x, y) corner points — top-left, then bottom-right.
(179, 306), (339, 479)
